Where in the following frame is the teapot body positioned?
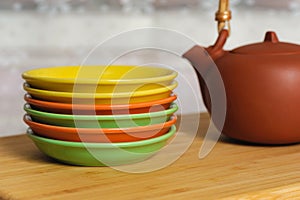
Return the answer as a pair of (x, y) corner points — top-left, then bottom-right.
(184, 31), (300, 144)
(202, 52), (300, 144)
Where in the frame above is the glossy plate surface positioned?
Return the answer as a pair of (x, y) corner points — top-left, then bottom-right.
(24, 103), (178, 128)
(24, 94), (177, 115)
(27, 125), (176, 166)
(22, 65), (177, 93)
(23, 82), (177, 104)
(24, 114), (177, 142)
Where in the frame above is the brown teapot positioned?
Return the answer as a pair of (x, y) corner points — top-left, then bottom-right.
(183, 1), (300, 144)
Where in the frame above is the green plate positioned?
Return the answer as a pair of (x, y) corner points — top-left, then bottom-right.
(24, 103), (178, 128)
(27, 125), (176, 166)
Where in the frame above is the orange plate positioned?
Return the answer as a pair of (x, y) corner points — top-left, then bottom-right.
(24, 94), (177, 115)
(24, 115), (177, 143)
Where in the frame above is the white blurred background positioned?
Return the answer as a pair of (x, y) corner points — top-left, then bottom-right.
(1, 0), (300, 136)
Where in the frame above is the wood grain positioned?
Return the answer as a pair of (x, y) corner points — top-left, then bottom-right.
(1, 113), (300, 199)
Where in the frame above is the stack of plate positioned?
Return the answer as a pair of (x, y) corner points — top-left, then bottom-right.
(22, 65), (178, 166)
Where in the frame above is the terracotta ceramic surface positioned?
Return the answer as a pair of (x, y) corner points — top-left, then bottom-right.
(184, 30), (300, 144)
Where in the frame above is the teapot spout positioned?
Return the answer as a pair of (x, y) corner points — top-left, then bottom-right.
(182, 45), (212, 76)
(182, 30), (229, 112)
(182, 29), (229, 75)
(182, 45), (214, 111)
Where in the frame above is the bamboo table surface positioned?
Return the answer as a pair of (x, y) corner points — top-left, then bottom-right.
(1, 113), (300, 200)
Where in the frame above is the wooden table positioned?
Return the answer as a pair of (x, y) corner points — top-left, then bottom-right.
(1, 113), (300, 200)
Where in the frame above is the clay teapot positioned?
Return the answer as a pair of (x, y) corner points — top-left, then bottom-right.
(183, 1), (300, 144)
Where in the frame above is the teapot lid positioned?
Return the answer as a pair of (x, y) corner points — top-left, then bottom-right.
(232, 32), (300, 55)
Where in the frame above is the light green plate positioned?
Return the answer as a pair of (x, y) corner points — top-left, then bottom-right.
(27, 125), (176, 166)
(24, 103), (178, 128)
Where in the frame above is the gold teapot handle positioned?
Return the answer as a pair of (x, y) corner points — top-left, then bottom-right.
(215, 0), (231, 36)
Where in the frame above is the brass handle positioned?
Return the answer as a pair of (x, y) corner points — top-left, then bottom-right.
(215, 0), (231, 36)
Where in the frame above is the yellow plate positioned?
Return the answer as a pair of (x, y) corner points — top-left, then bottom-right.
(23, 82), (178, 104)
(22, 66), (177, 93)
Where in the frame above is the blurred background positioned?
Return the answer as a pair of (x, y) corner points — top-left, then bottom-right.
(1, 0), (300, 136)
